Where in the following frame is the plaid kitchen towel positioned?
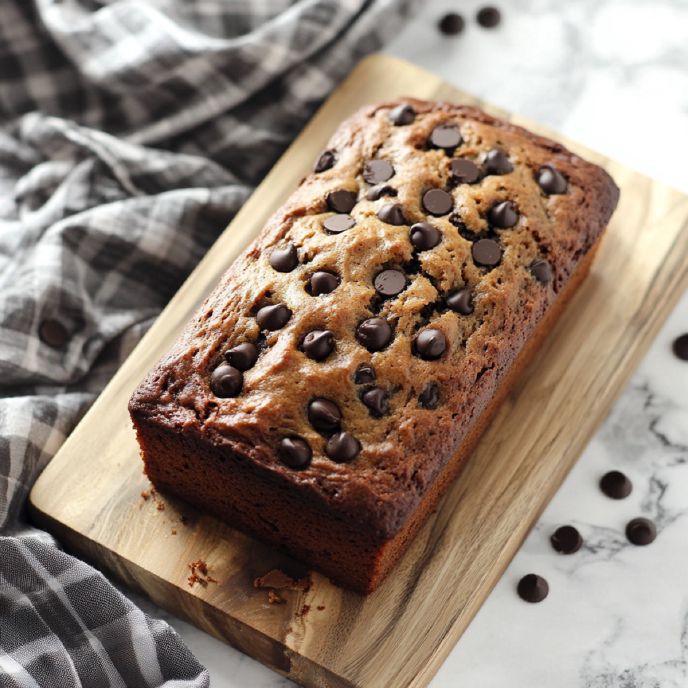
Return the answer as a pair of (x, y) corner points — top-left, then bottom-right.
(0, 1), (417, 686)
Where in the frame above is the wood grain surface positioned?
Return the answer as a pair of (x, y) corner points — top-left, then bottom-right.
(29, 54), (688, 688)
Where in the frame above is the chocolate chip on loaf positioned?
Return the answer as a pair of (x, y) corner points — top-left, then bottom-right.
(327, 189), (357, 213)
(225, 342), (259, 371)
(278, 437), (312, 469)
(308, 398), (342, 434)
(354, 362), (376, 384)
(374, 269), (406, 297)
(363, 159), (394, 185)
(450, 158), (481, 184)
(530, 259), (553, 284)
(488, 201), (519, 228)
(356, 317), (393, 352)
(210, 364), (243, 398)
(410, 222), (441, 251)
(361, 387), (390, 417)
(537, 165), (568, 195)
(308, 271), (340, 295)
(326, 431), (361, 463)
(422, 188), (454, 216)
(429, 125), (462, 152)
(389, 103), (415, 126)
(323, 214), (355, 234)
(366, 184), (397, 201)
(377, 203), (407, 225)
(472, 238), (502, 268)
(483, 148), (513, 175)
(300, 330), (335, 361)
(418, 382), (440, 409)
(446, 288), (473, 315)
(269, 243), (298, 272)
(256, 304), (291, 331)
(314, 150), (335, 173)
(414, 328), (447, 360)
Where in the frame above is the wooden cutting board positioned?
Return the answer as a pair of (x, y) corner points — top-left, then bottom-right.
(29, 54), (688, 688)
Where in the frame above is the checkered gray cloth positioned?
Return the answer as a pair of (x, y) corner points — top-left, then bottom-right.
(0, 1), (416, 685)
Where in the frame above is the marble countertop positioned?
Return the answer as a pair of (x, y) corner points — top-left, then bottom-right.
(136, 1), (688, 685)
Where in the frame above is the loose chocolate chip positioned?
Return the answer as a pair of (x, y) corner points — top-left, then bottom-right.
(210, 364), (243, 398)
(356, 317), (392, 352)
(363, 159), (395, 185)
(269, 243), (298, 272)
(450, 158), (481, 184)
(483, 148), (513, 175)
(256, 304), (291, 331)
(517, 574), (549, 603)
(488, 200), (519, 228)
(225, 342), (259, 371)
(438, 12), (465, 35)
(550, 525), (583, 554)
(446, 288), (473, 315)
(429, 125), (462, 152)
(308, 398), (342, 435)
(366, 184), (398, 201)
(377, 203), (407, 225)
(599, 470), (632, 499)
(422, 188), (454, 216)
(414, 328), (447, 360)
(361, 387), (390, 417)
(537, 165), (568, 194)
(531, 259), (553, 284)
(626, 517), (657, 546)
(354, 362), (376, 384)
(301, 329), (335, 361)
(278, 437), (312, 469)
(389, 103), (416, 126)
(327, 189), (357, 213)
(38, 318), (69, 349)
(309, 271), (340, 295)
(314, 150), (335, 173)
(323, 214), (355, 233)
(472, 238), (502, 267)
(326, 432), (361, 463)
(671, 333), (688, 361)
(410, 222), (441, 251)
(418, 382), (440, 409)
(476, 6), (501, 28)
(374, 269), (406, 297)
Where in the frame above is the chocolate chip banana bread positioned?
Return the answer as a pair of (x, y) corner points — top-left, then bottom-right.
(129, 98), (619, 594)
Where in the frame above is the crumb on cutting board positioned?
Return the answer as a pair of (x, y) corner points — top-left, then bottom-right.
(187, 559), (218, 587)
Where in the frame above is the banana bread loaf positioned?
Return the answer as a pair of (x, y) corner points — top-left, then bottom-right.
(129, 98), (619, 594)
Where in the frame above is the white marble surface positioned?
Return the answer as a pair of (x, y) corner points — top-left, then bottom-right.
(138, 1), (688, 685)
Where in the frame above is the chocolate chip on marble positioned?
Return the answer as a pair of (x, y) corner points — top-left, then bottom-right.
(450, 158), (481, 184)
(326, 189), (357, 213)
(446, 288), (473, 315)
(410, 222), (441, 251)
(356, 317), (392, 352)
(256, 304), (291, 331)
(278, 437), (312, 469)
(363, 159), (394, 185)
(418, 382), (440, 409)
(550, 525), (583, 554)
(314, 150), (335, 173)
(377, 203), (407, 225)
(354, 362), (376, 384)
(300, 329), (335, 361)
(38, 318), (69, 349)
(361, 387), (390, 417)
(517, 574), (549, 603)
(323, 214), (355, 233)
(599, 470), (632, 499)
(269, 243), (298, 272)
(366, 184), (398, 201)
(476, 6), (501, 28)
(210, 363), (243, 398)
(483, 148), (513, 175)
(438, 12), (465, 35)
(225, 342), (259, 371)
(429, 125), (462, 152)
(309, 271), (340, 296)
(307, 398), (342, 435)
(673, 334), (688, 361)
(326, 431), (361, 463)
(626, 517), (657, 546)
(537, 165), (568, 194)
(531, 259), (553, 284)
(389, 103), (416, 126)
(471, 238), (502, 267)
(422, 188), (454, 216)
(414, 328), (447, 360)
(488, 200), (519, 228)
(374, 269), (406, 297)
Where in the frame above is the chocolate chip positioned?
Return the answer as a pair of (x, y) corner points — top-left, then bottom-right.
(483, 148), (513, 175)
(300, 329), (335, 361)
(327, 189), (356, 213)
(517, 574), (548, 603)
(374, 269), (406, 297)
(361, 387), (390, 417)
(450, 158), (481, 184)
(671, 333), (688, 361)
(626, 517), (657, 546)
(307, 398), (342, 435)
(550, 525), (583, 554)
(278, 437), (312, 469)
(472, 238), (502, 267)
(210, 364), (243, 397)
(422, 188), (454, 216)
(410, 222), (441, 251)
(531, 260), (553, 284)
(356, 318), (392, 352)
(225, 342), (258, 371)
(488, 200), (519, 228)
(325, 432), (361, 463)
(377, 203), (407, 225)
(599, 470), (632, 499)
(476, 6), (501, 28)
(537, 165), (568, 194)
(309, 271), (340, 295)
(323, 214), (355, 233)
(269, 243), (298, 272)
(414, 328), (447, 360)
(429, 125), (462, 152)
(446, 288), (473, 315)
(363, 159), (394, 185)
(366, 184), (397, 201)
(256, 304), (291, 331)
(354, 362), (376, 384)
(314, 150), (335, 173)
(389, 103), (416, 126)
(438, 12), (465, 35)
(38, 319), (69, 349)
(418, 382), (440, 409)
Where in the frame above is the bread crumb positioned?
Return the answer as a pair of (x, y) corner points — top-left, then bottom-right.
(187, 559), (217, 587)
(156, 501), (165, 511)
(299, 604), (310, 616)
(316, 605), (325, 611)
(140, 490), (150, 501)
(171, 528), (177, 535)
(268, 590), (285, 605)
